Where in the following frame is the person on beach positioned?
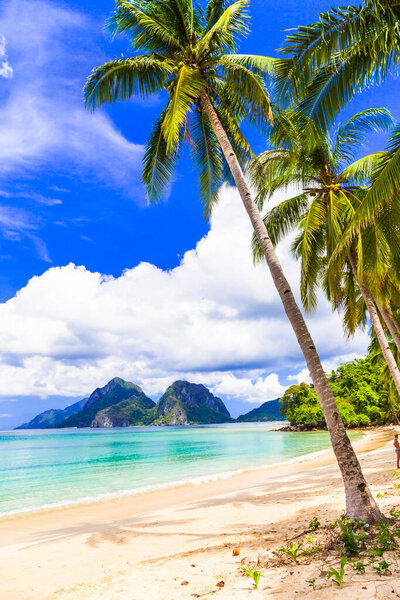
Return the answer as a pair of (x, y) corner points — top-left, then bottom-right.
(395, 434), (400, 469)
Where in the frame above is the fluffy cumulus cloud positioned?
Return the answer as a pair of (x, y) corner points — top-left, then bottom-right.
(0, 188), (369, 406)
(0, 0), (143, 195)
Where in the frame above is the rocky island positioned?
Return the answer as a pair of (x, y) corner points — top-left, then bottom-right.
(17, 378), (238, 428)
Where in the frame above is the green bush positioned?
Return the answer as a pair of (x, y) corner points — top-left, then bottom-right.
(280, 355), (395, 428)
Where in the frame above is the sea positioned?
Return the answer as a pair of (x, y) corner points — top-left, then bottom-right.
(0, 423), (362, 517)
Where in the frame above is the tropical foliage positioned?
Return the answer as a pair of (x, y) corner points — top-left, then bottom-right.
(85, 0), (274, 210)
(250, 107), (394, 312)
(275, 0), (400, 247)
(280, 356), (394, 428)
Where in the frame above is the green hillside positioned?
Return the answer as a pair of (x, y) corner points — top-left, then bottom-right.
(237, 398), (284, 422)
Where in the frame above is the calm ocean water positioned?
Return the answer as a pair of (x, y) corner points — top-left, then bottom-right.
(0, 423), (362, 516)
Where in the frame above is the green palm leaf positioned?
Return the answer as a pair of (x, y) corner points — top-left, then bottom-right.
(109, 0), (184, 52)
(199, 0), (249, 52)
(252, 192), (309, 262)
(162, 66), (206, 152)
(142, 110), (182, 202)
(341, 152), (386, 185)
(84, 56), (171, 109)
(190, 107), (223, 212)
(333, 108), (393, 164)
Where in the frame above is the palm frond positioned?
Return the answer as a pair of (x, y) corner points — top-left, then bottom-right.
(84, 56), (171, 109)
(346, 123), (400, 231)
(162, 66), (206, 151)
(333, 108), (393, 165)
(142, 110), (182, 202)
(341, 152), (386, 185)
(251, 192), (309, 263)
(221, 53), (276, 77)
(206, 0), (227, 28)
(199, 0), (249, 53)
(109, 0), (184, 52)
(190, 107), (224, 213)
(219, 58), (272, 128)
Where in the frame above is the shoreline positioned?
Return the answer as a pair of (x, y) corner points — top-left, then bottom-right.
(0, 427), (367, 522)
(0, 428), (362, 524)
(0, 427), (391, 528)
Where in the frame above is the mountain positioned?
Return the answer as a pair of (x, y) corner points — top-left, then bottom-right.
(237, 398), (284, 422)
(151, 381), (233, 425)
(15, 379), (233, 428)
(15, 398), (88, 429)
(54, 378), (153, 428)
(91, 395), (155, 427)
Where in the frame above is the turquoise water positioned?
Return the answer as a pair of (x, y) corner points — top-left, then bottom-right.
(0, 424), (362, 516)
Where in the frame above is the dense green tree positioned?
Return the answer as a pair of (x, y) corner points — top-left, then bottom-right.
(281, 356), (394, 428)
(84, 0), (383, 522)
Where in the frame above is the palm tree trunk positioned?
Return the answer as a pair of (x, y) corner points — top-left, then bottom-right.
(388, 304), (400, 339)
(378, 303), (400, 355)
(348, 255), (400, 425)
(200, 90), (383, 523)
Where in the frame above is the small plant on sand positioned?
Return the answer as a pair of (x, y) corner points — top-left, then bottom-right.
(394, 482), (400, 490)
(391, 470), (400, 478)
(241, 566), (261, 590)
(374, 521), (396, 551)
(372, 560), (392, 575)
(305, 578), (316, 590)
(349, 559), (366, 573)
(369, 548), (384, 560)
(279, 541), (303, 563)
(305, 533), (321, 553)
(390, 507), (400, 518)
(339, 520), (366, 556)
(308, 517), (321, 531)
(327, 556), (347, 586)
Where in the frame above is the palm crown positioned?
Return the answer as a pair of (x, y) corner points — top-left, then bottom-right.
(273, 0), (400, 241)
(250, 108), (394, 312)
(84, 0), (273, 209)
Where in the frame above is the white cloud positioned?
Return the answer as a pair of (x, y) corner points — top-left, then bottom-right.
(0, 34), (12, 78)
(0, 0), (143, 197)
(287, 352), (366, 385)
(0, 188), (370, 403)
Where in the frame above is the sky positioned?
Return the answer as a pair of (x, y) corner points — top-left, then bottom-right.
(0, 0), (399, 429)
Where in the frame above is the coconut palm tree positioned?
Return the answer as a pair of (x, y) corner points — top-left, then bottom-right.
(250, 108), (400, 404)
(84, 0), (383, 522)
(275, 0), (400, 245)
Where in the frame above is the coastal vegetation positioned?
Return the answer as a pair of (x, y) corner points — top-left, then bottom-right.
(84, 0), (387, 522)
(280, 355), (395, 428)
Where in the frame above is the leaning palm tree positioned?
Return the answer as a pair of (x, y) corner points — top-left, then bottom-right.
(275, 0), (400, 244)
(250, 108), (400, 401)
(85, 0), (383, 522)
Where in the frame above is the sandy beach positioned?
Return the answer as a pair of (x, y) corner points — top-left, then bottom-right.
(1, 427), (398, 599)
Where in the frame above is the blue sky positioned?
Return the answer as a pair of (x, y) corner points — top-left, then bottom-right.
(0, 0), (399, 429)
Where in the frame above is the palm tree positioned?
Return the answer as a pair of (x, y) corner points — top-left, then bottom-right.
(250, 108), (400, 405)
(275, 0), (400, 246)
(85, 0), (383, 522)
